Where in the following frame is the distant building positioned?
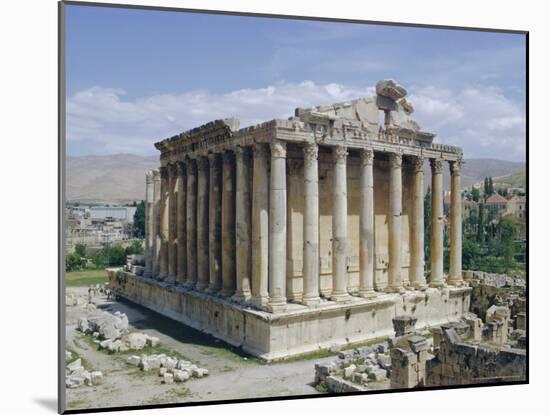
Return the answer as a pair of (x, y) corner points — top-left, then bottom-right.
(90, 206), (137, 223)
(506, 195), (527, 220)
(485, 193), (508, 218)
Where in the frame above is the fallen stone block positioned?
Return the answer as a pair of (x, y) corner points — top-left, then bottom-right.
(173, 369), (190, 382)
(90, 371), (103, 385)
(67, 358), (82, 372)
(162, 372), (174, 384)
(192, 367), (209, 378)
(126, 355), (141, 366)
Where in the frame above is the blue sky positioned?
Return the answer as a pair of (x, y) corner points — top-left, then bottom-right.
(66, 4), (526, 161)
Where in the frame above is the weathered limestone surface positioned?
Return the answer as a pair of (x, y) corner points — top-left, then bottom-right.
(109, 270), (471, 360)
(131, 79), (470, 360)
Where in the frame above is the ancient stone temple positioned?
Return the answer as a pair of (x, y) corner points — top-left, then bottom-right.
(109, 80), (471, 360)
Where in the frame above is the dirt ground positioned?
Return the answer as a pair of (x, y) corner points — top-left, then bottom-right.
(65, 287), (336, 411)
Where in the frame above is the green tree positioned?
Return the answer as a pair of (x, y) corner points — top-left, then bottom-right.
(74, 243), (86, 258)
(108, 244), (127, 266)
(498, 216), (517, 272)
(477, 203), (485, 243)
(488, 177), (494, 196)
(424, 185), (432, 269)
(462, 239), (481, 270)
(133, 200), (146, 238)
(471, 186), (480, 202)
(125, 240), (144, 256)
(65, 252), (83, 272)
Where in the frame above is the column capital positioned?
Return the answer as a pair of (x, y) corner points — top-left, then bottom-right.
(412, 156), (424, 173)
(167, 163), (178, 177)
(222, 149), (235, 163)
(449, 158), (463, 175)
(196, 156), (209, 172)
(146, 171), (153, 183)
(176, 161), (186, 176)
(152, 169), (160, 181)
(333, 146), (348, 163)
(389, 152), (402, 169)
(252, 142), (269, 158)
(360, 148), (374, 166)
(270, 140), (287, 159)
(430, 158), (444, 174)
(159, 166), (169, 179)
(303, 143), (318, 161)
(235, 145), (249, 160)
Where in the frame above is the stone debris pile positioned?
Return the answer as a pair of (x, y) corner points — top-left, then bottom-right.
(77, 309), (129, 340)
(125, 354), (208, 384)
(65, 354), (104, 389)
(126, 254), (145, 276)
(314, 341), (391, 392)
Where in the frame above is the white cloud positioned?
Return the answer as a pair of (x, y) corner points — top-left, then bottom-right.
(67, 81), (526, 161)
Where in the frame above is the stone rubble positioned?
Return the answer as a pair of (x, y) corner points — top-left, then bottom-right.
(124, 354), (208, 383)
(65, 354), (104, 389)
(314, 341), (391, 392)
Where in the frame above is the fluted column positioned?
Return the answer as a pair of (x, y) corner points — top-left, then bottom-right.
(166, 163), (178, 283)
(143, 171), (154, 278)
(387, 152), (404, 293)
(220, 151), (236, 297)
(196, 157), (210, 291)
(410, 156), (427, 290)
(268, 140), (288, 312)
(158, 166), (169, 280)
(176, 161), (187, 285)
(448, 159), (463, 286)
(331, 146), (351, 303)
(185, 159), (198, 288)
(359, 149), (376, 297)
(430, 158), (444, 287)
(233, 146), (252, 302)
(302, 143), (321, 306)
(251, 144), (269, 308)
(152, 170), (161, 277)
(206, 153), (222, 294)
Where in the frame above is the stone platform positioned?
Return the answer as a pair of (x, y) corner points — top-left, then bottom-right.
(108, 270), (471, 361)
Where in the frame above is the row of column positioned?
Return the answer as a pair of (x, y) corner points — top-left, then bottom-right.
(144, 142), (464, 312)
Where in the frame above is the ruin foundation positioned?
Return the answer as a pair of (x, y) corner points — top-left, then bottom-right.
(108, 270), (470, 360)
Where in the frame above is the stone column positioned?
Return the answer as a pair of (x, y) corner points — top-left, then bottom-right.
(206, 153), (222, 294)
(302, 143), (321, 306)
(448, 159), (463, 286)
(143, 171), (154, 278)
(196, 157), (210, 291)
(176, 161), (187, 285)
(166, 163), (178, 283)
(387, 152), (404, 293)
(220, 151), (236, 297)
(233, 146), (252, 302)
(251, 144), (269, 308)
(152, 170), (161, 277)
(158, 166), (169, 280)
(358, 149), (376, 297)
(410, 156), (427, 290)
(185, 159), (198, 289)
(430, 158), (444, 287)
(268, 140), (288, 312)
(331, 146), (351, 303)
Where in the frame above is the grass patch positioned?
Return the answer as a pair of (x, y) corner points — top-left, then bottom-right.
(66, 269), (108, 287)
(67, 399), (90, 409)
(315, 382), (329, 393)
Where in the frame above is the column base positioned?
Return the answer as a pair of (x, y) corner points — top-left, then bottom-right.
(183, 280), (196, 289)
(165, 275), (177, 284)
(358, 289), (377, 299)
(230, 291), (252, 304)
(330, 292), (352, 303)
(250, 296), (269, 309)
(157, 272), (167, 281)
(429, 281), (445, 288)
(267, 297), (287, 313)
(219, 288), (235, 298)
(196, 281), (209, 291)
(385, 286), (405, 294)
(412, 282), (429, 291)
(204, 285), (221, 295)
(302, 295), (321, 307)
(447, 278), (464, 287)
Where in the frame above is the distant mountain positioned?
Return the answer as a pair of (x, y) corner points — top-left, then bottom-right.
(66, 154), (158, 203)
(66, 154), (526, 203)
